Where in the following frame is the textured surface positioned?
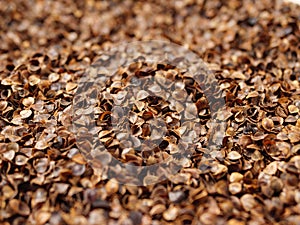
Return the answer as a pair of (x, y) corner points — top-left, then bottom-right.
(0, 0), (300, 224)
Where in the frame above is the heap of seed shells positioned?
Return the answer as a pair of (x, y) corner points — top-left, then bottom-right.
(73, 58), (225, 186)
(0, 0), (300, 224)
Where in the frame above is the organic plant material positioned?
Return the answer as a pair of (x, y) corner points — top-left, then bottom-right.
(0, 0), (300, 224)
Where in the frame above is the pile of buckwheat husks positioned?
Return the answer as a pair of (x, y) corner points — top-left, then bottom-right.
(0, 0), (299, 224)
